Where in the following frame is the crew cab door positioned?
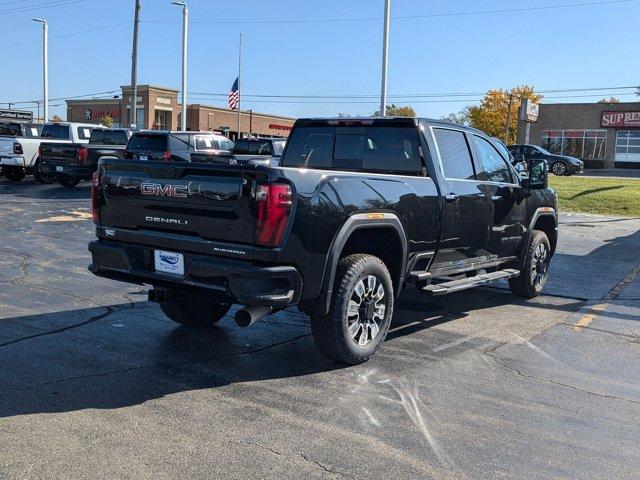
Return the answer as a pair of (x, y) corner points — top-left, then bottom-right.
(470, 135), (527, 259)
(429, 126), (492, 270)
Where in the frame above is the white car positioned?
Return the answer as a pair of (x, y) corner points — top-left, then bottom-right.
(0, 121), (96, 182)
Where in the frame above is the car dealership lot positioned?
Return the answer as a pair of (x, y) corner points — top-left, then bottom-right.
(1, 178), (639, 479)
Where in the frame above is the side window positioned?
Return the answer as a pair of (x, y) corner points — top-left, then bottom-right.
(433, 128), (475, 180)
(473, 135), (513, 183)
(523, 146), (538, 156)
(169, 134), (189, 152)
(77, 127), (92, 140)
(233, 139), (249, 154)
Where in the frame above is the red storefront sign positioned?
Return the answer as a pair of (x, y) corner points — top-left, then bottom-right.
(269, 123), (292, 131)
(601, 111), (640, 128)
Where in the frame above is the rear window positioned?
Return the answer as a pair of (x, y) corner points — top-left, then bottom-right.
(233, 139), (249, 154)
(40, 124), (70, 139)
(127, 134), (167, 151)
(90, 130), (127, 145)
(281, 126), (423, 174)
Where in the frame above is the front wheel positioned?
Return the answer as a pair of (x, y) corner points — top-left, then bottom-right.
(551, 162), (566, 176)
(159, 295), (231, 327)
(509, 230), (551, 299)
(311, 254), (394, 364)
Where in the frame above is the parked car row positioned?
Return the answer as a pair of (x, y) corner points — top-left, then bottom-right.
(0, 121), (287, 187)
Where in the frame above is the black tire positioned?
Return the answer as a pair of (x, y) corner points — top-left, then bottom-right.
(33, 159), (54, 184)
(311, 254), (394, 365)
(551, 162), (566, 176)
(4, 166), (25, 182)
(159, 296), (231, 327)
(58, 175), (81, 188)
(509, 230), (551, 299)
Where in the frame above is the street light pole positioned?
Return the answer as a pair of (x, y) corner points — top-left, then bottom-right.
(172, 1), (188, 131)
(130, 0), (141, 128)
(32, 18), (48, 123)
(379, 0), (390, 117)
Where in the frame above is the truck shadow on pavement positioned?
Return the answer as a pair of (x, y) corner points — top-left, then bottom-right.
(0, 178), (90, 201)
(0, 287), (585, 419)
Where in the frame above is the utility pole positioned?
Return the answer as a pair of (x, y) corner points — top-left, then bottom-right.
(172, 1), (188, 131)
(504, 93), (514, 143)
(32, 18), (48, 122)
(130, 0), (141, 127)
(237, 33), (242, 140)
(379, 0), (390, 117)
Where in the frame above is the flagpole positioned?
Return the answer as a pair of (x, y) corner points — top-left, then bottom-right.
(237, 33), (242, 140)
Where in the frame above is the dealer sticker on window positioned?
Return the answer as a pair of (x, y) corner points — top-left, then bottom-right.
(154, 250), (184, 276)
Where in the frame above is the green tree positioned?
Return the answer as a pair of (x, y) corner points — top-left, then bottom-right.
(374, 104), (416, 117)
(100, 115), (114, 128)
(466, 85), (543, 144)
(597, 97), (620, 104)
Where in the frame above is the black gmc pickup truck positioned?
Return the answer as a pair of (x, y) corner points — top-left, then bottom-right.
(88, 117), (557, 364)
(41, 128), (131, 187)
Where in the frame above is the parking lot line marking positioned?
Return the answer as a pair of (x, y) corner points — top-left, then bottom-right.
(572, 263), (640, 332)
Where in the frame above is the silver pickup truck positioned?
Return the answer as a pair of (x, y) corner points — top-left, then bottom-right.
(0, 121), (96, 182)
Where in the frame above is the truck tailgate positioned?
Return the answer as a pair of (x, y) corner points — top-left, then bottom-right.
(99, 161), (257, 246)
(40, 143), (79, 164)
(0, 137), (16, 157)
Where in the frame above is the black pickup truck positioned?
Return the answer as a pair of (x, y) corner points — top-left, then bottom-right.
(88, 117), (557, 364)
(40, 128), (131, 187)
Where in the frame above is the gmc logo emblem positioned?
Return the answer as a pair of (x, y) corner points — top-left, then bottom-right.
(140, 182), (188, 198)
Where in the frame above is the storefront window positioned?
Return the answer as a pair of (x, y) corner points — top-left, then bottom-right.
(541, 130), (606, 159)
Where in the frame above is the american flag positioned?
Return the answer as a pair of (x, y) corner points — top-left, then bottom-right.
(228, 77), (239, 110)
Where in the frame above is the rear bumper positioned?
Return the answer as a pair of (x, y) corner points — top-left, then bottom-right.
(0, 156), (25, 167)
(40, 159), (92, 178)
(88, 240), (303, 307)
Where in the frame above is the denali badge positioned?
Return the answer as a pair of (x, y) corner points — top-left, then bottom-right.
(140, 182), (188, 198)
(145, 216), (188, 225)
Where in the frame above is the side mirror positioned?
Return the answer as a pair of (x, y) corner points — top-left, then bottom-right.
(525, 158), (548, 189)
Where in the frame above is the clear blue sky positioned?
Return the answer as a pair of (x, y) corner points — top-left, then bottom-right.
(1, 0), (639, 120)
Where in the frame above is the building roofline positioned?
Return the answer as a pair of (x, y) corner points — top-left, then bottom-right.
(120, 84), (180, 93)
(188, 103), (295, 121)
(540, 101), (640, 107)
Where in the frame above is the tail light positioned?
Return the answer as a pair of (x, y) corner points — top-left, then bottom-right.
(91, 171), (100, 225)
(255, 183), (293, 247)
(77, 146), (88, 164)
(13, 142), (23, 155)
(162, 151), (171, 161)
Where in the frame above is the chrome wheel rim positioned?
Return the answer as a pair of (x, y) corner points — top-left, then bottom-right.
(347, 275), (386, 346)
(553, 163), (565, 175)
(530, 243), (549, 287)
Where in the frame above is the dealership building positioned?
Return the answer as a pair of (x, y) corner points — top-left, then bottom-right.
(66, 84), (294, 140)
(518, 101), (640, 168)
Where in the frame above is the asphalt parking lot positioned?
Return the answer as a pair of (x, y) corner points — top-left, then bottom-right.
(1, 177), (639, 479)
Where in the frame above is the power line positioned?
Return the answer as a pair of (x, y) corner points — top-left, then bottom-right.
(190, 85), (639, 100)
(143, 0), (636, 25)
(0, 21), (130, 49)
(0, 0), (88, 15)
(0, 89), (120, 105)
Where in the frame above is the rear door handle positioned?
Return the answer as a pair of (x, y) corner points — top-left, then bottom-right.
(444, 194), (459, 203)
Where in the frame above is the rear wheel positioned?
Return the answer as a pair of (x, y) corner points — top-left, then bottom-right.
(58, 175), (81, 188)
(509, 230), (551, 299)
(159, 295), (231, 327)
(551, 162), (566, 176)
(311, 254), (393, 364)
(4, 166), (25, 182)
(33, 159), (54, 184)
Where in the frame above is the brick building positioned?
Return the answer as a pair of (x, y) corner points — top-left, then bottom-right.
(517, 101), (640, 168)
(66, 84), (294, 140)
